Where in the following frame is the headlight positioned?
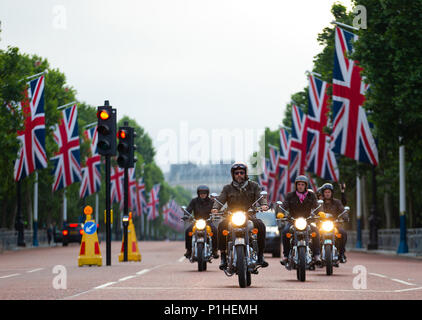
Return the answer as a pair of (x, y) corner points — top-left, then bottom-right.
(266, 226), (280, 236)
(232, 211), (246, 226)
(195, 219), (206, 230)
(322, 220), (334, 232)
(295, 218), (307, 230)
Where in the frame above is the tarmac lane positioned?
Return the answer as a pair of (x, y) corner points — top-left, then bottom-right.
(0, 241), (421, 300)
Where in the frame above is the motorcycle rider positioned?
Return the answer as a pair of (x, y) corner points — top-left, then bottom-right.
(211, 162), (269, 270)
(320, 183), (348, 263)
(280, 175), (322, 266)
(184, 185), (219, 259)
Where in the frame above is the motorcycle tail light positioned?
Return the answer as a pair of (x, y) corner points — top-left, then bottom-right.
(252, 228), (258, 234)
(336, 233), (342, 239)
(286, 233), (292, 238)
(222, 230), (229, 236)
(209, 232), (213, 237)
(311, 232), (317, 238)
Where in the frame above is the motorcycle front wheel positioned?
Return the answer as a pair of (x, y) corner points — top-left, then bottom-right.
(197, 243), (206, 272)
(236, 246), (247, 288)
(297, 246), (306, 282)
(325, 245), (333, 275)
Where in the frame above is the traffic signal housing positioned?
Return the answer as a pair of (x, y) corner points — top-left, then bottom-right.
(117, 126), (137, 168)
(97, 103), (116, 156)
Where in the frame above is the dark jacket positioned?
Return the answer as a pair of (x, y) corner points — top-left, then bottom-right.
(322, 198), (344, 217)
(213, 180), (267, 212)
(186, 197), (214, 220)
(281, 191), (318, 219)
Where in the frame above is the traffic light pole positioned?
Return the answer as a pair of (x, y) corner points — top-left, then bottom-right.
(105, 155), (111, 266)
(123, 167), (129, 262)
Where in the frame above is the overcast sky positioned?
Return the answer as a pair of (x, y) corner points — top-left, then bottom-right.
(0, 0), (353, 173)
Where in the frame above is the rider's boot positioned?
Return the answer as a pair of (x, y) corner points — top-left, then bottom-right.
(257, 254), (269, 268)
(219, 251), (227, 270)
(184, 249), (191, 258)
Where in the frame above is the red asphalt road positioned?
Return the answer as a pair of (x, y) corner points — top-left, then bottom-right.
(0, 241), (421, 300)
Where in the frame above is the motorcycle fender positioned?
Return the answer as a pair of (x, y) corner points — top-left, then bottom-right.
(235, 238), (245, 245)
(324, 239), (332, 245)
(297, 240), (306, 247)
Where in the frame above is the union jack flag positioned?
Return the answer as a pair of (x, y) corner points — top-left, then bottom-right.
(13, 75), (48, 181)
(290, 104), (309, 178)
(147, 184), (160, 221)
(51, 105), (82, 191)
(164, 200), (184, 231)
(306, 75), (339, 181)
(79, 126), (101, 198)
(277, 128), (292, 198)
(331, 26), (378, 166)
(110, 165), (124, 204)
(118, 168), (137, 212)
(134, 178), (147, 217)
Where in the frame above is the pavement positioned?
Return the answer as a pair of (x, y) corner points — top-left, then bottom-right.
(0, 241), (421, 300)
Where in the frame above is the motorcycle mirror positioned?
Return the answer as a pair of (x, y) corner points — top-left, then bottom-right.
(317, 200), (324, 205)
(344, 206), (350, 211)
(210, 193), (218, 198)
(276, 201), (283, 206)
(260, 191), (268, 196)
(181, 206), (187, 210)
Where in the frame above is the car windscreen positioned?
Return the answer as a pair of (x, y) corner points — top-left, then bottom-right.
(256, 211), (276, 226)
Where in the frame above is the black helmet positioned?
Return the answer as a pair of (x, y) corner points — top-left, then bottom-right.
(197, 185), (210, 196)
(231, 161), (248, 180)
(320, 183), (334, 198)
(294, 175), (309, 190)
(320, 183), (334, 192)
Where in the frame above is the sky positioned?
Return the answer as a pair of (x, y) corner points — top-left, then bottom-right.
(0, 0), (353, 173)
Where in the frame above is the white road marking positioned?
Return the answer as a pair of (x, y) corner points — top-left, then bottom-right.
(102, 286), (422, 294)
(0, 273), (20, 279)
(118, 275), (135, 282)
(94, 282), (116, 289)
(369, 272), (388, 278)
(178, 256), (185, 262)
(369, 272), (416, 286)
(26, 268), (44, 273)
(390, 279), (416, 286)
(394, 286), (422, 293)
(136, 269), (151, 275)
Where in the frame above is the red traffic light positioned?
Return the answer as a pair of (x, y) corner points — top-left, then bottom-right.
(97, 110), (110, 120)
(118, 130), (127, 139)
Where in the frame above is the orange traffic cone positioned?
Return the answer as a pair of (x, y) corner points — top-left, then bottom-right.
(119, 212), (142, 262)
(78, 206), (102, 267)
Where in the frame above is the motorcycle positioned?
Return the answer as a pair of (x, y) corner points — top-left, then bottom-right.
(212, 191), (267, 288)
(317, 206), (350, 275)
(181, 207), (214, 272)
(276, 200), (323, 282)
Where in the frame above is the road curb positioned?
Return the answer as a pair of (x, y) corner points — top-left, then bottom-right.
(349, 248), (422, 260)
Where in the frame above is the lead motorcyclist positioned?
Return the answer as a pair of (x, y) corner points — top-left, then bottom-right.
(320, 183), (348, 263)
(211, 162), (269, 270)
(280, 175), (322, 266)
(184, 185), (219, 259)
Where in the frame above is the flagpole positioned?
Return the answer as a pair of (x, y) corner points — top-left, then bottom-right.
(331, 20), (359, 31)
(356, 175), (363, 248)
(63, 189), (67, 228)
(95, 193), (99, 226)
(84, 122), (97, 129)
(57, 101), (77, 110)
(33, 172), (39, 247)
(398, 140), (408, 253)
